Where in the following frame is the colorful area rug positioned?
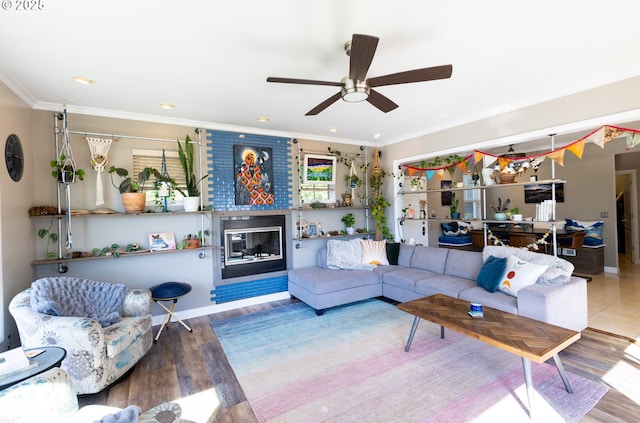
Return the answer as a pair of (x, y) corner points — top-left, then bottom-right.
(212, 299), (607, 422)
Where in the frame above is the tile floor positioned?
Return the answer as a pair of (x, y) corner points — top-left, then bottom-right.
(587, 255), (640, 340)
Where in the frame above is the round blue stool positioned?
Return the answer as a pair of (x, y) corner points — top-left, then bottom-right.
(150, 282), (192, 342)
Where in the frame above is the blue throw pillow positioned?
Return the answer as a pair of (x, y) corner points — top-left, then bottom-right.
(476, 255), (507, 293)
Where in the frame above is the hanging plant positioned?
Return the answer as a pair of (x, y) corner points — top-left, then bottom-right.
(50, 154), (85, 183)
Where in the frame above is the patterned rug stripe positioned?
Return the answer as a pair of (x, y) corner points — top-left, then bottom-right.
(213, 299), (607, 422)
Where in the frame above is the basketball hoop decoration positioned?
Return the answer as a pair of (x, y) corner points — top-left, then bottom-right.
(86, 137), (112, 206)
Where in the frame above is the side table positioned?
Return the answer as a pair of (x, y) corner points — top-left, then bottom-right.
(150, 281), (193, 342)
(0, 346), (66, 391)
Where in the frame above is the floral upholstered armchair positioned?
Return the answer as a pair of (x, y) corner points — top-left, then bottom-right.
(9, 277), (153, 395)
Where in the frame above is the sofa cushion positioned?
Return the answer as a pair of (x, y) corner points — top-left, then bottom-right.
(382, 268), (440, 292)
(414, 276), (477, 299)
(444, 249), (484, 280)
(476, 255), (507, 293)
(410, 246), (449, 274)
(458, 286), (518, 314)
(288, 267), (379, 295)
(496, 255), (548, 297)
(360, 239), (390, 266)
(398, 244), (415, 267)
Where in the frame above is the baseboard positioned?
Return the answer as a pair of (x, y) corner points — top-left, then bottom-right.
(151, 291), (291, 326)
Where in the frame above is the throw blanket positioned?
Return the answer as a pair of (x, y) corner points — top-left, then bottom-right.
(30, 277), (128, 327)
(483, 245), (574, 285)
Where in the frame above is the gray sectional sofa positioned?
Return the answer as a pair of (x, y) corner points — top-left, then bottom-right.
(287, 244), (588, 331)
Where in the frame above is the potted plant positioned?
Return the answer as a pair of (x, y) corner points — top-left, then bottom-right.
(108, 166), (159, 213)
(176, 135), (209, 211)
(37, 223), (58, 260)
(450, 192), (460, 219)
(50, 154), (85, 183)
(341, 212), (356, 235)
(409, 177), (423, 191)
(489, 197), (510, 220)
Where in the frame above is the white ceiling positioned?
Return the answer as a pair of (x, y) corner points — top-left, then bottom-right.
(2, 0), (640, 146)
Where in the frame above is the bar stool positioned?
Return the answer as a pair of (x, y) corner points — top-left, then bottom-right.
(150, 281), (193, 342)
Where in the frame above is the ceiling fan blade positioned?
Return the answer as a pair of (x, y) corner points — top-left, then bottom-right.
(349, 34), (379, 81)
(267, 77), (342, 87)
(305, 92), (342, 116)
(367, 89), (398, 113)
(368, 64), (453, 87)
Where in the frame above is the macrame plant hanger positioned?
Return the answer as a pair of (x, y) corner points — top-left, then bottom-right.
(86, 136), (113, 206)
(59, 108), (77, 249)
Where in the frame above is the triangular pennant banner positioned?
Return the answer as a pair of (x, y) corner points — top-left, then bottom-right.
(604, 126), (624, 143)
(497, 157), (510, 171)
(626, 132), (640, 150)
(585, 127), (606, 148)
(474, 151), (485, 165)
(546, 149), (565, 166)
(456, 161), (467, 173)
(407, 167), (417, 177)
(436, 169), (444, 180)
(566, 140), (585, 159)
(426, 170), (436, 180)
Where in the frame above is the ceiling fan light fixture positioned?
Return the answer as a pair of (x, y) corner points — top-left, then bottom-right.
(341, 78), (369, 102)
(72, 76), (95, 85)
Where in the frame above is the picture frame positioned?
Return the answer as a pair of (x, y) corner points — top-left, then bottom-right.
(148, 232), (177, 251)
(308, 222), (317, 237)
(524, 183), (565, 203)
(303, 154), (337, 185)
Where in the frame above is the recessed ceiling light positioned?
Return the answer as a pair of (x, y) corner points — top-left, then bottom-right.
(372, 133), (381, 139)
(256, 116), (270, 123)
(72, 76), (95, 85)
(329, 127), (339, 132)
(159, 103), (175, 109)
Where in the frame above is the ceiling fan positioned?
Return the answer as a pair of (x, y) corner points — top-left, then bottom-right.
(266, 33), (453, 116)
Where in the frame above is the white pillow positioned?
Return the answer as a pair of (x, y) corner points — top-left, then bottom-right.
(326, 239), (375, 271)
(360, 239), (389, 266)
(482, 245), (574, 285)
(496, 255), (548, 297)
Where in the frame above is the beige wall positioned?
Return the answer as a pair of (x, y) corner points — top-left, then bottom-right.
(0, 82), (37, 348)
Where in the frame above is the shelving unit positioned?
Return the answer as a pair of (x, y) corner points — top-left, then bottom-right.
(293, 141), (371, 249)
(38, 111), (210, 272)
(398, 176), (567, 253)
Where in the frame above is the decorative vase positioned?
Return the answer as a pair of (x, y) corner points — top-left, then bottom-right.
(122, 192), (146, 213)
(494, 212), (507, 221)
(346, 227), (355, 235)
(183, 196), (199, 212)
(451, 212), (461, 219)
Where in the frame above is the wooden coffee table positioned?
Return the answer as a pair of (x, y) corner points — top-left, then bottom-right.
(397, 294), (580, 418)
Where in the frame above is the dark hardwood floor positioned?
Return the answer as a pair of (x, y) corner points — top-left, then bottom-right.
(79, 298), (640, 422)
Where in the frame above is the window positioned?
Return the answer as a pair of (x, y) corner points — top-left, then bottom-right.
(132, 149), (186, 202)
(299, 183), (335, 204)
(462, 174), (481, 219)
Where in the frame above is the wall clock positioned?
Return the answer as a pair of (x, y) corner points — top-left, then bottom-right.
(5, 134), (24, 182)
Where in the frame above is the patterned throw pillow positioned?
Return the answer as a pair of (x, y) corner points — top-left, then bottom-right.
(326, 239), (375, 270)
(496, 255), (548, 297)
(360, 239), (390, 266)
